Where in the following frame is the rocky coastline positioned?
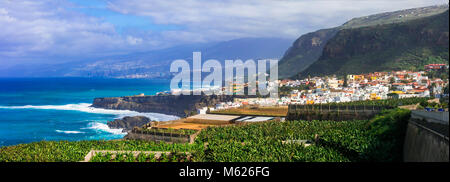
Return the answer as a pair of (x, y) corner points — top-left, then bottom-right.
(107, 116), (153, 132)
(95, 94), (261, 136)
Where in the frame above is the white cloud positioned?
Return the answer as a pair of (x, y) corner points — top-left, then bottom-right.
(108, 0), (446, 41)
(0, 0), (446, 65)
(126, 35), (143, 45)
(0, 0), (160, 64)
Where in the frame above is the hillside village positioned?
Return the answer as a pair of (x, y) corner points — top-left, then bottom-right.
(186, 64), (449, 113)
(278, 64), (448, 104)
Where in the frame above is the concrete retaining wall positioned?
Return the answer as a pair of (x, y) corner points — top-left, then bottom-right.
(403, 120), (449, 162)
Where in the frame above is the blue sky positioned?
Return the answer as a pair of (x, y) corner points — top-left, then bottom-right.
(0, 0), (446, 66)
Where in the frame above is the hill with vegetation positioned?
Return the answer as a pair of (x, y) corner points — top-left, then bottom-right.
(278, 28), (339, 78)
(341, 5), (449, 29)
(278, 5), (449, 79)
(296, 10), (448, 78)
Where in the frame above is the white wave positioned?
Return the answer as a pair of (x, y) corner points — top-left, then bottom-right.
(0, 103), (179, 121)
(55, 130), (85, 134)
(1, 103), (179, 137)
(84, 122), (127, 135)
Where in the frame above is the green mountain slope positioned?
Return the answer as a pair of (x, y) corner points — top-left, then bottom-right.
(296, 10), (449, 78)
(278, 28), (338, 78)
(278, 5), (449, 79)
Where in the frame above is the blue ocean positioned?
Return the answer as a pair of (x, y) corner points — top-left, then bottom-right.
(0, 78), (178, 146)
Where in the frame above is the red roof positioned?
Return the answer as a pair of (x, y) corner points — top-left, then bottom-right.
(412, 89), (427, 93)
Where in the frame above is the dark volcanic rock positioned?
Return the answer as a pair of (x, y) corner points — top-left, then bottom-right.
(107, 116), (151, 132)
(92, 94), (245, 117)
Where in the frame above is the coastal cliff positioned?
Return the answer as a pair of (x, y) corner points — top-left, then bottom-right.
(279, 5), (448, 79)
(92, 94), (238, 117)
(297, 10), (449, 78)
(278, 28), (339, 78)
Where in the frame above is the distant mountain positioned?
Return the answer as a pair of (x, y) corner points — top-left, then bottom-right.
(202, 37), (293, 61)
(278, 4), (449, 79)
(0, 37), (292, 78)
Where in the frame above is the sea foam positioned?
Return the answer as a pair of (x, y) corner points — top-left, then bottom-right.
(0, 103), (179, 121)
(55, 130), (85, 134)
(83, 122), (127, 135)
(0, 103), (179, 137)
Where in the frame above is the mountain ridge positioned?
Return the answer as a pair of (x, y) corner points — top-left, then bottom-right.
(278, 4), (449, 79)
(296, 9), (449, 78)
(0, 37), (292, 78)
